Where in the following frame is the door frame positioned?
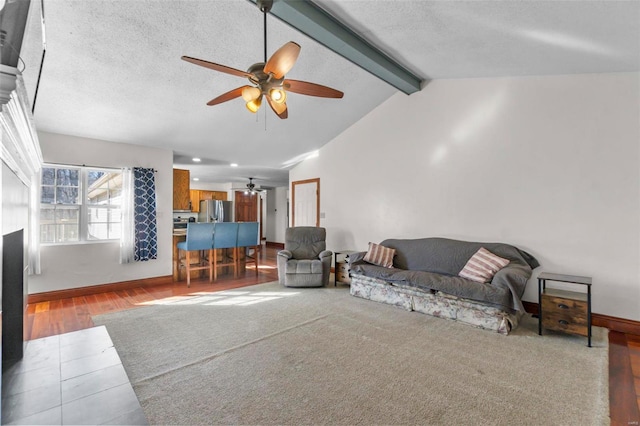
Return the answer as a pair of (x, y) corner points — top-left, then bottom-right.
(291, 178), (320, 227)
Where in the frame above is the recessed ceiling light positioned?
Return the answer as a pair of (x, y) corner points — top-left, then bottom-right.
(230, 163), (238, 167)
(192, 158), (201, 162)
(193, 177), (199, 181)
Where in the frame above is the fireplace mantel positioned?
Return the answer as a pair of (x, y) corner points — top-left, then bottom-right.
(0, 65), (42, 186)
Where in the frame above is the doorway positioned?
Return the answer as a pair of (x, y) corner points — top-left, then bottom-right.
(291, 178), (319, 227)
(235, 191), (258, 222)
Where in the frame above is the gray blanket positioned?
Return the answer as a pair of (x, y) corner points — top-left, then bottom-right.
(350, 238), (538, 312)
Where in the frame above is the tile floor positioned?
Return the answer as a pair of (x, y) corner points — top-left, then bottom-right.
(2, 326), (147, 425)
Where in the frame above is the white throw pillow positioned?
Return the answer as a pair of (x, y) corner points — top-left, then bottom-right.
(459, 247), (510, 283)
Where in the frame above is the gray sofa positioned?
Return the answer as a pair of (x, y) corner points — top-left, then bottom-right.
(349, 237), (539, 334)
(277, 227), (333, 287)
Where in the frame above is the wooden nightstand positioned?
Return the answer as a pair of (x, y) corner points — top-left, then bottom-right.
(537, 272), (592, 347)
(334, 250), (356, 286)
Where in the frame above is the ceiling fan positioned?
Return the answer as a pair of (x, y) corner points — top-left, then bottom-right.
(181, 0), (343, 119)
(233, 178), (267, 195)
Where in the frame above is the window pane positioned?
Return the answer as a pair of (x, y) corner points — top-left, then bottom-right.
(41, 187), (55, 204)
(109, 188), (122, 203)
(88, 207), (109, 222)
(55, 207), (79, 223)
(59, 224), (79, 242)
(56, 187), (79, 204)
(109, 223), (121, 239)
(40, 225), (56, 244)
(87, 189), (108, 204)
(87, 171), (105, 187)
(41, 168), (55, 185)
(56, 169), (79, 186)
(87, 171), (122, 205)
(40, 207), (54, 224)
(88, 223), (108, 240)
(109, 208), (122, 222)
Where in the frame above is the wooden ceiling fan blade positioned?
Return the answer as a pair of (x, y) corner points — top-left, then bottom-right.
(263, 42), (301, 79)
(207, 86), (250, 106)
(182, 56), (251, 78)
(283, 79), (344, 98)
(266, 96), (288, 119)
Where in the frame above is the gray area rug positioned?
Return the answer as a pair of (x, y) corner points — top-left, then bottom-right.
(93, 281), (608, 425)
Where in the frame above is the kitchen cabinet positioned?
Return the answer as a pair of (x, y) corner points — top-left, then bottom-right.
(190, 190), (201, 212)
(173, 169), (190, 211)
(189, 190), (228, 212)
(202, 190), (227, 201)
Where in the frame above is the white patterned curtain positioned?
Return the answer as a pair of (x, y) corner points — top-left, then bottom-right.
(28, 169), (42, 275)
(119, 168), (135, 264)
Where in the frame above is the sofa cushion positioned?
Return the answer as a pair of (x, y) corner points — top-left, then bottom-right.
(459, 247), (510, 283)
(363, 242), (395, 268)
(285, 259), (323, 275)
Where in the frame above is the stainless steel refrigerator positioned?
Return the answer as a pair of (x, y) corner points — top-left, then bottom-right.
(198, 200), (234, 223)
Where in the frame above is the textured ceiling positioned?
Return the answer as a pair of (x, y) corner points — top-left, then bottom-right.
(19, 0), (640, 187)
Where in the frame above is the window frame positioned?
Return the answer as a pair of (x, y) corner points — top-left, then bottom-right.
(40, 164), (123, 245)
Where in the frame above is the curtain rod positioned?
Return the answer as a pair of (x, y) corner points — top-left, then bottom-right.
(43, 162), (158, 172)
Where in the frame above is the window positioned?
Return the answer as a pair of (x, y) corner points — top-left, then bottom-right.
(40, 165), (123, 244)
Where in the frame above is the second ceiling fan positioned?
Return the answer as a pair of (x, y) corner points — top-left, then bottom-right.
(181, 0), (344, 119)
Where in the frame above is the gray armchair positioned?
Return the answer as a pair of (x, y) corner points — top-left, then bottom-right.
(277, 227), (333, 287)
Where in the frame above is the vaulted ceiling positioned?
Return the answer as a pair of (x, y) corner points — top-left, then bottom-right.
(19, 0), (640, 188)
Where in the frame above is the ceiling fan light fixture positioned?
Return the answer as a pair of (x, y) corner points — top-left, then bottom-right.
(246, 95), (263, 113)
(269, 88), (287, 104)
(241, 86), (261, 102)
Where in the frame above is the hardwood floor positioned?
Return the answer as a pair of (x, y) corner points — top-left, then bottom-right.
(24, 246), (640, 424)
(25, 247), (280, 340)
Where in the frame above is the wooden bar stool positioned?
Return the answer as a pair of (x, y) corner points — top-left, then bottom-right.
(212, 222), (239, 281)
(236, 222), (260, 275)
(176, 223), (215, 287)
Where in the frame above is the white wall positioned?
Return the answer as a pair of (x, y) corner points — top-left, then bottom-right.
(29, 132), (174, 293)
(290, 72), (640, 321)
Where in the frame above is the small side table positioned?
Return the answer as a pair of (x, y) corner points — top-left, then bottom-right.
(334, 250), (357, 286)
(537, 272), (592, 347)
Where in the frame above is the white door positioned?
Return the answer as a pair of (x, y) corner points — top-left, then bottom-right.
(292, 178), (319, 227)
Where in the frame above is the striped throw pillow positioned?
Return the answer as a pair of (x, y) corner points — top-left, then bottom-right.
(363, 242), (395, 268)
(459, 247), (510, 283)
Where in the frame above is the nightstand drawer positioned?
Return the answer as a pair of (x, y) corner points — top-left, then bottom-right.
(334, 251), (357, 287)
(336, 262), (349, 273)
(336, 271), (351, 283)
(541, 295), (588, 336)
(542, 295), (588, 317)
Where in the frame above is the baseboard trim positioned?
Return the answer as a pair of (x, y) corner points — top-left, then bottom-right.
(265, 241), (285, 249)
(523, 301), (640, 335)
(27, 275), (174, 304)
